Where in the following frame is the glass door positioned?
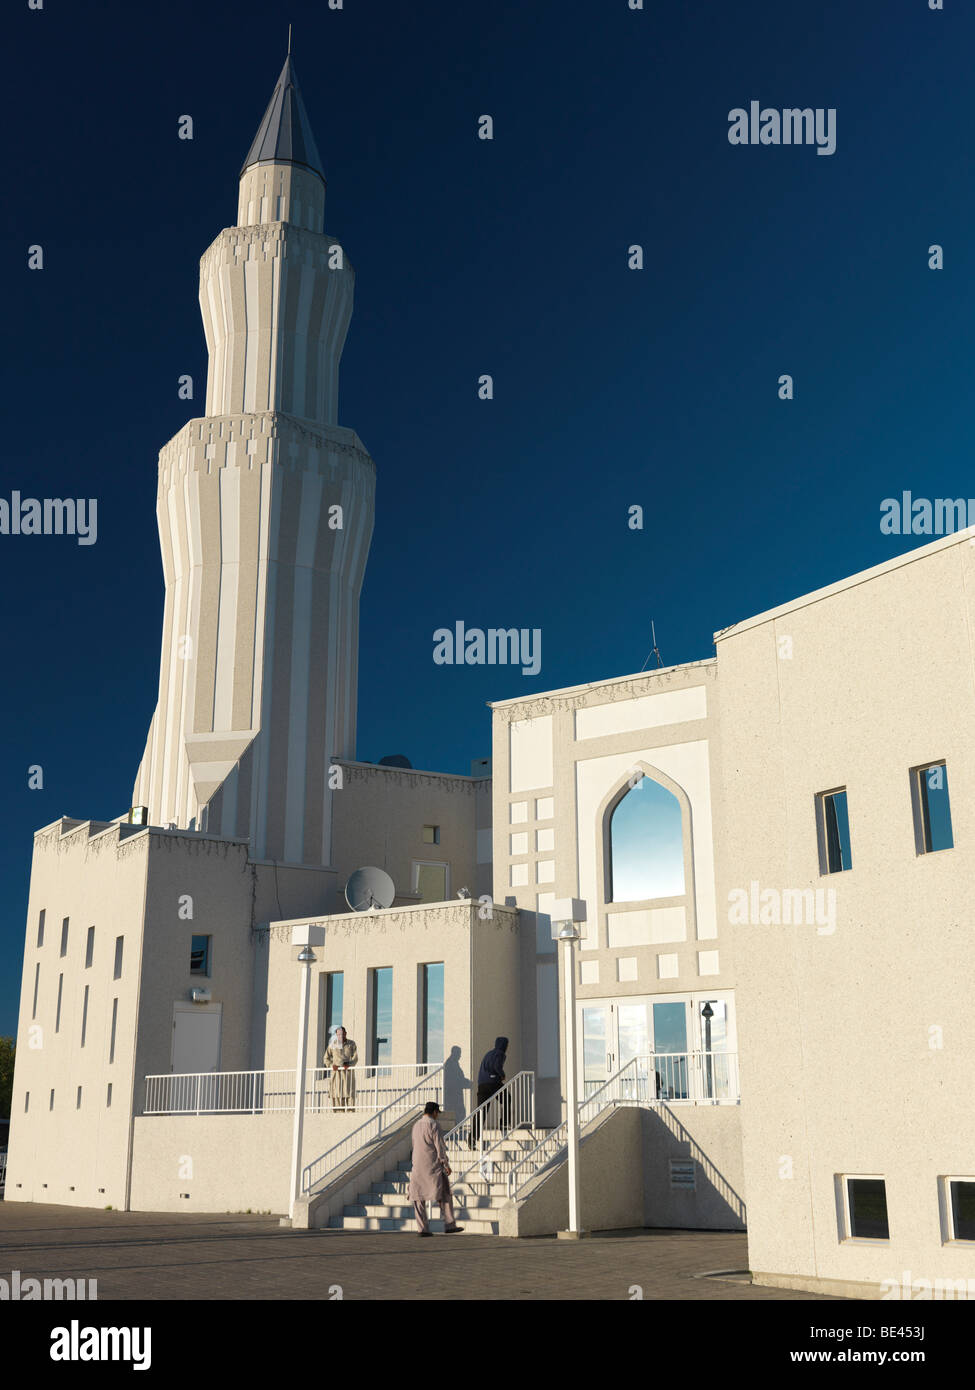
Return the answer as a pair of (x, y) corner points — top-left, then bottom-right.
(650, 999), (689, 1100)
(580, 1005), (612, 1098)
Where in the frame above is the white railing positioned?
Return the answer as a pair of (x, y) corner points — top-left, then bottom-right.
(581, 1052), (739, 1105)
(144, 1063), (439, 1116)
(301, 1061), (447, 1196)
(443, 1072), (534, 1185)
(506, 1051), (740, 1199)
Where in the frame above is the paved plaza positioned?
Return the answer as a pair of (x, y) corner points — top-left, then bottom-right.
(0, 1204), (839, 1301)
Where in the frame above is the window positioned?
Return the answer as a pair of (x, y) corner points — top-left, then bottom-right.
(81, 985), (89, 1047)
(49, 1089), (55, 1111)
(368, 967), (393, 1065)
(106, 1083), (113, 1108)
(913, 762), (953, 853)
(817, 788), (852, 873)
(60, 917), (69, 957)
(37, 909), (45, 948)
(76, 1086), (82, 1110)
(608, 775), (684, 902)
(31, 963), (40, 1020)
(85, 926), (95, 969)
(190, 936), (211, 975)
(321, 971), (344, 1050)
(420, 963), (445, 1064)
(422, 825), (440, 845)
(113, 936), (123, 980)
(109, 998), (118, 1064)
(414, 862), (447, 902)
(946, 1179), (975, 1242)
(842, 1176), (890, 1240)
(24, 1092), (29, 1113)
(55, 973), (64, 1033)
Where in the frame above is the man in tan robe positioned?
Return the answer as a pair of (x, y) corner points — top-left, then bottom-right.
(408, 1102), (463, 1236)
(323, 1027), (357, 1110)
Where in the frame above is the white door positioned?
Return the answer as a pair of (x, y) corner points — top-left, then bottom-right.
(172, 1005), (222, 1074)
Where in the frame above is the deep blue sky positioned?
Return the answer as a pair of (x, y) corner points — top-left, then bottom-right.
(2, 0), (970, 1032)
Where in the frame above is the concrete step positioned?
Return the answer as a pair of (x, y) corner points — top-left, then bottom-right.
(331, 1210), (500, 1234)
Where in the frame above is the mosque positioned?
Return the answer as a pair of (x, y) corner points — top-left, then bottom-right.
(6, 54), (974, 1301)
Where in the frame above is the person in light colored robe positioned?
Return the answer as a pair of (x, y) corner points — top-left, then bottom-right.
(324, 1027), (358, 1110)
(408, 1102), (463, 1235)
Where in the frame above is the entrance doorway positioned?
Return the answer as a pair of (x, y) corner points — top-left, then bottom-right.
(578, 993), (736, 1102)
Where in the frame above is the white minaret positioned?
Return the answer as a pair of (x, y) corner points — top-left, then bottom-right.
(133, 55), (375, 865)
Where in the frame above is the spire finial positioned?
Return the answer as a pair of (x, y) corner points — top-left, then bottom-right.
(288, 23), (292, 55)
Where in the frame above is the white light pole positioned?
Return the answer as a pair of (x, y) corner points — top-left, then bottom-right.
(288, 922), (326, 1221)
(551, 897), (587, 1241)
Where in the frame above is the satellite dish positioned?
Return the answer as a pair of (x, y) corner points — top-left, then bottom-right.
(377, 754), (412, 769)
(345, 866), (395, 913)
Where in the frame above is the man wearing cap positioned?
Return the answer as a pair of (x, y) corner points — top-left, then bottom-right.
(408, 1101), (463, 1236)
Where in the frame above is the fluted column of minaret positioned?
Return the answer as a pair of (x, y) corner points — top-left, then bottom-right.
(133, 56), (376, 866)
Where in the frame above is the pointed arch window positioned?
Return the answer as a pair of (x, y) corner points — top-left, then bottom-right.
(608, 774), (685, 903)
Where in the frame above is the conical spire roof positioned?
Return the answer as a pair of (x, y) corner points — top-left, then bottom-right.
(241, 55), (324, 181)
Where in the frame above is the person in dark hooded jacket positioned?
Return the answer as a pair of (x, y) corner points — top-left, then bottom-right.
(470, 1036), (509, 1147)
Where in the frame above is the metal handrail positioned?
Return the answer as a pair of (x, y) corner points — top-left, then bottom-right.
(442, 1072), (535, 1185)
(504, 1050), (740, 1199)
(143, 1062), (437, 1116)
(300, 1060), (447, 1196)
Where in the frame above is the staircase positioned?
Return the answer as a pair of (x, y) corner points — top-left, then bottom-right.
(327, 1124), (550, 1233)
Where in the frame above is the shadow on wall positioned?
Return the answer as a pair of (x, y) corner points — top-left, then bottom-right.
(443, 1046), (470, 1119)
(644, 1106), (746, 1229)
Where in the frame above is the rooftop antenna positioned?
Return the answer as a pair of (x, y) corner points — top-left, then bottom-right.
(640, 620), (664, 672)
(287, 22), (292, 55)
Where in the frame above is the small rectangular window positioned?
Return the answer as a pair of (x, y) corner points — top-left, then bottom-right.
(817, 788), (852, 873)
(81, 984), (89, 1048)
(422, 824), (440, 844)
(49, 1089), (55, 1111)
(55, 973), (64, 1033)
(949, 1179), (975, 1242)
(844, 1176), (889, 1240)
(85, 926), (95, 968)
(60, 917), (69, 957)
(190, 935), (211, 975)
(76, 1086), (82, 1110)
(913, 762), (953, 854)
(106, 1083), (112, 1108)
(109, 997), (118, 1064)
(113, 936), (123, 980)
(415, 862), (447, 902)
(31, 962), (40, 1020)
(37, 909), (45, 948)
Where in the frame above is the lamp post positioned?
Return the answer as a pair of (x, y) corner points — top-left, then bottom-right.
(551, 897), (587, 1240)
(702, 1001), (714, 1103)
(287, 922), (327, 1221)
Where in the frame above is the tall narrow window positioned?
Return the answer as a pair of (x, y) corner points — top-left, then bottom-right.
(608, 775), (685, 902)
(420, 963), (445, 1064)
(109, 998), (118, 1064)
(949, 1181), (975, 1241)
(76, 1086), (82, 1110)
(106, 1082), (113, 1108)
(80, 985), (89, 1047)
(85, 926), (95, 969)
(55, 973), (64, 1033)
(49, 1089), (55, 1111)
(37, 909), (45, 948)
(368, 967), (393, 1066)
(190, 936), (211, 975)
(60, 917), (69, 957)
(817, 788), (852, 873)
(31, 963), (40, 1020)
(321, 972), (344, 1049)
(24, 1091), (29, 1113)
(113, 936), (124, 980)
(914, 762), (953, 853)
